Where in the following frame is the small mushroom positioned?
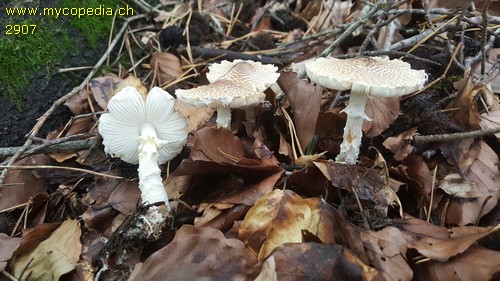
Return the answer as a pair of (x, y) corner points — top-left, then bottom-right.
(98, 86), (187, 209)
(206, 59), (280, 92)
(305, 56), (427, 164)
(176, 60), (280, 128)
(176, 79), (264, 128)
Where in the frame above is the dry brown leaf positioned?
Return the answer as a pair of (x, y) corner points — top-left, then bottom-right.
(191, 127), (246, 163)
(402, 155), (433, 196)
(0, 234), (21, 271)
(400, 219), (498, 262)
(174, 100), (214, 133)
(115, 75), (147, 98)
(0, 155), (50, 211)
(277, 71), (323, 150)
(364, 95), (401, 138)
(383, 127), (417, 161)
(438, 142), (500, 225)
(89, 76), (122, 110)
(238, 189), (334, 260)
(272, 242), (382, 281)
(11, 220), (82, 281)
(480, 108), (500, 139)
(440, 138), (481, 176)
(313, 160), (399, 217)
(254, 255), (277, 281)
(359, 227), (413, 281)
(150, 52), (182, 86)
(128, 225), (259, 281)
(414, 245), (500, 281)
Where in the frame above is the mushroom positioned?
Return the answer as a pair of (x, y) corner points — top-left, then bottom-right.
(175, 60), (280, 128)
(98, 86), (187, 210)
(305, 56), (427, 164)
(206, 59), (280, 92)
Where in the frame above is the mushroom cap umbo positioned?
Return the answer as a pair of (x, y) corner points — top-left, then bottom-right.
(305, 57), (428, 97)
(206, 59), (280, 92)
(98, 86), (187, 164)
(175, 79), (266, 109)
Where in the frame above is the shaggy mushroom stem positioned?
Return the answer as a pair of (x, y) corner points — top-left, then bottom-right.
(138, 122), (170, 210)
(335, 85), (371, 164)
(215, 106), (232, 128)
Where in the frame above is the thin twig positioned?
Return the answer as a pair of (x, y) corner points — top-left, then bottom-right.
(0, 14), (146, 188)
(0, 165), (124, 179)
(320, 1), (385, 57)
(413, 127), (500, 144)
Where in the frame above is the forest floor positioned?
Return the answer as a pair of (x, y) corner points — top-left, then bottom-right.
(1, 0), (500, 280)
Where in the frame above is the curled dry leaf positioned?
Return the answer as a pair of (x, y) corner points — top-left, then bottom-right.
(0, 234), (21, 271)
(0, 155), (50, 211)
(11, 220), (82, 281)
(272, 242), (383, 281)
(238, 189), (335, 260)
(191, 127), (246, 163)
(313, 160), (400, 217)
(150, 52), (183, 86)
(364, 95), (401, 138)
(438, 142), (500, 225)
(128, 225), (259, 281)
(480, 108), (500, 139)
(414, 245), (500, 281)
(383, 127), (417, 161)
(400, 218), (498, 262)
(174, 100), (214, 133)
(277, 71), (322, 150)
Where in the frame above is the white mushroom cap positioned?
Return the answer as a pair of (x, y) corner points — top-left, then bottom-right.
(206, 59), (280, 92)
(305, 57), (427, 97)
(175, 79), (265, 109)
(99, 86), (187, 164)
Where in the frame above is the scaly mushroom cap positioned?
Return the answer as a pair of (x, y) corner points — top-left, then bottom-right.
(99, 86), (187, 164)
(175, 79), (266, 109)
(206, 59), (280, 92)
(305, 57), (427, 97)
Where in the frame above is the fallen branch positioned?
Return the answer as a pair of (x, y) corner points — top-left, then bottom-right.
(180, 46), (283, 65)
(0, 137), (99, 159)
(413, 127), (500, 144)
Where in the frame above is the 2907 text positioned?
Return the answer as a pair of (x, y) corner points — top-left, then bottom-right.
(5, 24), (37, 35)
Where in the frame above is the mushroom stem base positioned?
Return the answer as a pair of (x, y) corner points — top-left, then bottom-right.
(335, 89), (370, 164)
(215, 107), (232, 128)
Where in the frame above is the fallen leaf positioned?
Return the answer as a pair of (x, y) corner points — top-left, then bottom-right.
(11, 220), (82, 281)
(364, 96), (401, 138)
(150, 52), (182, 86)
(277, 71), (322, 150)
(414, 245), (500, 281)
(383, 127), (417, 161)
(0, 234), (21, 271)
(273, 242), (382, 281)
(480, 108), (500, 139)
(174, 100), (213, 133)
(191, 127), (246, 163)
(238, 189), (334, 260)
(128, 225), (259, 281)
(0, 155), (50, 211)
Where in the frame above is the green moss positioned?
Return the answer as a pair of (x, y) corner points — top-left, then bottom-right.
(0, 0), (129, 110)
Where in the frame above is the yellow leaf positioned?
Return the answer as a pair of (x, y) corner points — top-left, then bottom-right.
(11, 220), (82, 281)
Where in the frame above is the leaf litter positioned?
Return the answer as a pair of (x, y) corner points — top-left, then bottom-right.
(1, 0), (500, 280)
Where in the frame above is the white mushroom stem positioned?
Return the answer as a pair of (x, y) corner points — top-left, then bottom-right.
(138, 122), (170, 211)
(335, 85), (371, 165)
(216, 107), (232, 128)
